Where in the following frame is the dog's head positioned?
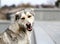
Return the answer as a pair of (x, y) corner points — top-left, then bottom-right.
(15, 8), (35, 31)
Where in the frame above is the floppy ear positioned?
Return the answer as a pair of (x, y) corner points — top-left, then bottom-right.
(15, 11), (21, 21)
(15, 15), (20, 21)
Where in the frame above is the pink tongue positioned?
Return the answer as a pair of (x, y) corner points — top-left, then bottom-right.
(27, 27), (32, 31)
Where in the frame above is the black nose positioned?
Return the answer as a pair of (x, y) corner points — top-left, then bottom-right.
(26, 23), (31, 27)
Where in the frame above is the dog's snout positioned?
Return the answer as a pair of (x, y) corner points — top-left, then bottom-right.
(26, 23), (31, 26)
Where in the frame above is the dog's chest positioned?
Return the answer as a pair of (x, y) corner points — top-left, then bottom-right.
(18, 35), (28, 44)
(18, 37), (28, 44)
(3, 32), (29, 44)
(18, 32), (31, 44)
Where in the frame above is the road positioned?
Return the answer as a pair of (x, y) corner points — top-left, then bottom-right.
(33, 21), (60, 44)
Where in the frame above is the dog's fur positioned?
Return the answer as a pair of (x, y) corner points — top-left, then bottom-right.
(0, 8), (35, 44)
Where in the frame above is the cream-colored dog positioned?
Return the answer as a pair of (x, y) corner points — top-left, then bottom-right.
(0, 8), (35, 44)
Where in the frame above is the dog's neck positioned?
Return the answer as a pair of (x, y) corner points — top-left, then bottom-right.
(26, 30), (32, 44)
(5, 29), (26, 41)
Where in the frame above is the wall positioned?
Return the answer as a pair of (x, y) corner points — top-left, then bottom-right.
(34, 8), (60, 21)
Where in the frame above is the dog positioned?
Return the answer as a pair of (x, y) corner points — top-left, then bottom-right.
(0, 8), (35, 44)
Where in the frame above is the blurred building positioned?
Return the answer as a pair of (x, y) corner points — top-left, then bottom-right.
(55, 0), (60, 7)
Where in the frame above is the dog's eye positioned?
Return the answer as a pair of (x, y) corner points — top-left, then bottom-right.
(28, 15), (31, 18)
(21, 17), (25, 20)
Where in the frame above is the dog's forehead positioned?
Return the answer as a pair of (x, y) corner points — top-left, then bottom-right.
(26, 12), (32, 15)
(21, 12), (32, 17)
(15, 9), (34, 16)
(16, 11), (31, 15)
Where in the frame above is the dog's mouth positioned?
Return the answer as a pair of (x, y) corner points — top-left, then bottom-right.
(26, 23), (32, 31)
(27, 26), (32, 31)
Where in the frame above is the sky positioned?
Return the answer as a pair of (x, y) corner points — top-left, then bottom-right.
(1, 0), (57, 6)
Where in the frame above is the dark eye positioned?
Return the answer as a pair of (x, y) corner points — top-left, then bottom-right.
(28, 15), (31, 18)
(21, 17), (25, 20)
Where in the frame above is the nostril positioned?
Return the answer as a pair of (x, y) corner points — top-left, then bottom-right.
(26, 23), (31, 26)
(29, 23), (31, 26)
(26, 24), (28, 26)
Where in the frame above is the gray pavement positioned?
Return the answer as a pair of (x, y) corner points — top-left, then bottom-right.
(34, 21), (60, 44)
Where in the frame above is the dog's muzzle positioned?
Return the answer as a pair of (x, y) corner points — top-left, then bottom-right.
(26, 22), (32, 31)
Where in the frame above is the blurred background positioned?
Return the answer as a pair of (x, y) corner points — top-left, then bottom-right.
(0, 0), (60, 44)
(0, 0), (60, 20)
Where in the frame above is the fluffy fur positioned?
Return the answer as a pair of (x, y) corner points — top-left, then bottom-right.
(0, 8), (35, 44)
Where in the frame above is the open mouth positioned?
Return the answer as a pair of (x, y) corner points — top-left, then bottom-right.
(26, 23), (32, 31)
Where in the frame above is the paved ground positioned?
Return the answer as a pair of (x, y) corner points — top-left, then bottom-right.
(34, 21), (60, 44)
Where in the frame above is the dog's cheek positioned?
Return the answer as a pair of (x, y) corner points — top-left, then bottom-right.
(18, 19), (25, 24)
(28, 17), (34, 26)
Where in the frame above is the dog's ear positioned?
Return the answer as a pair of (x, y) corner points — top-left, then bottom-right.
(15, 12), (21, 21)
(15, 15), (20, 21)
(30, 8), (34, 11)
(30, 8), (35, 16)
(25, 8), (35, 16)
